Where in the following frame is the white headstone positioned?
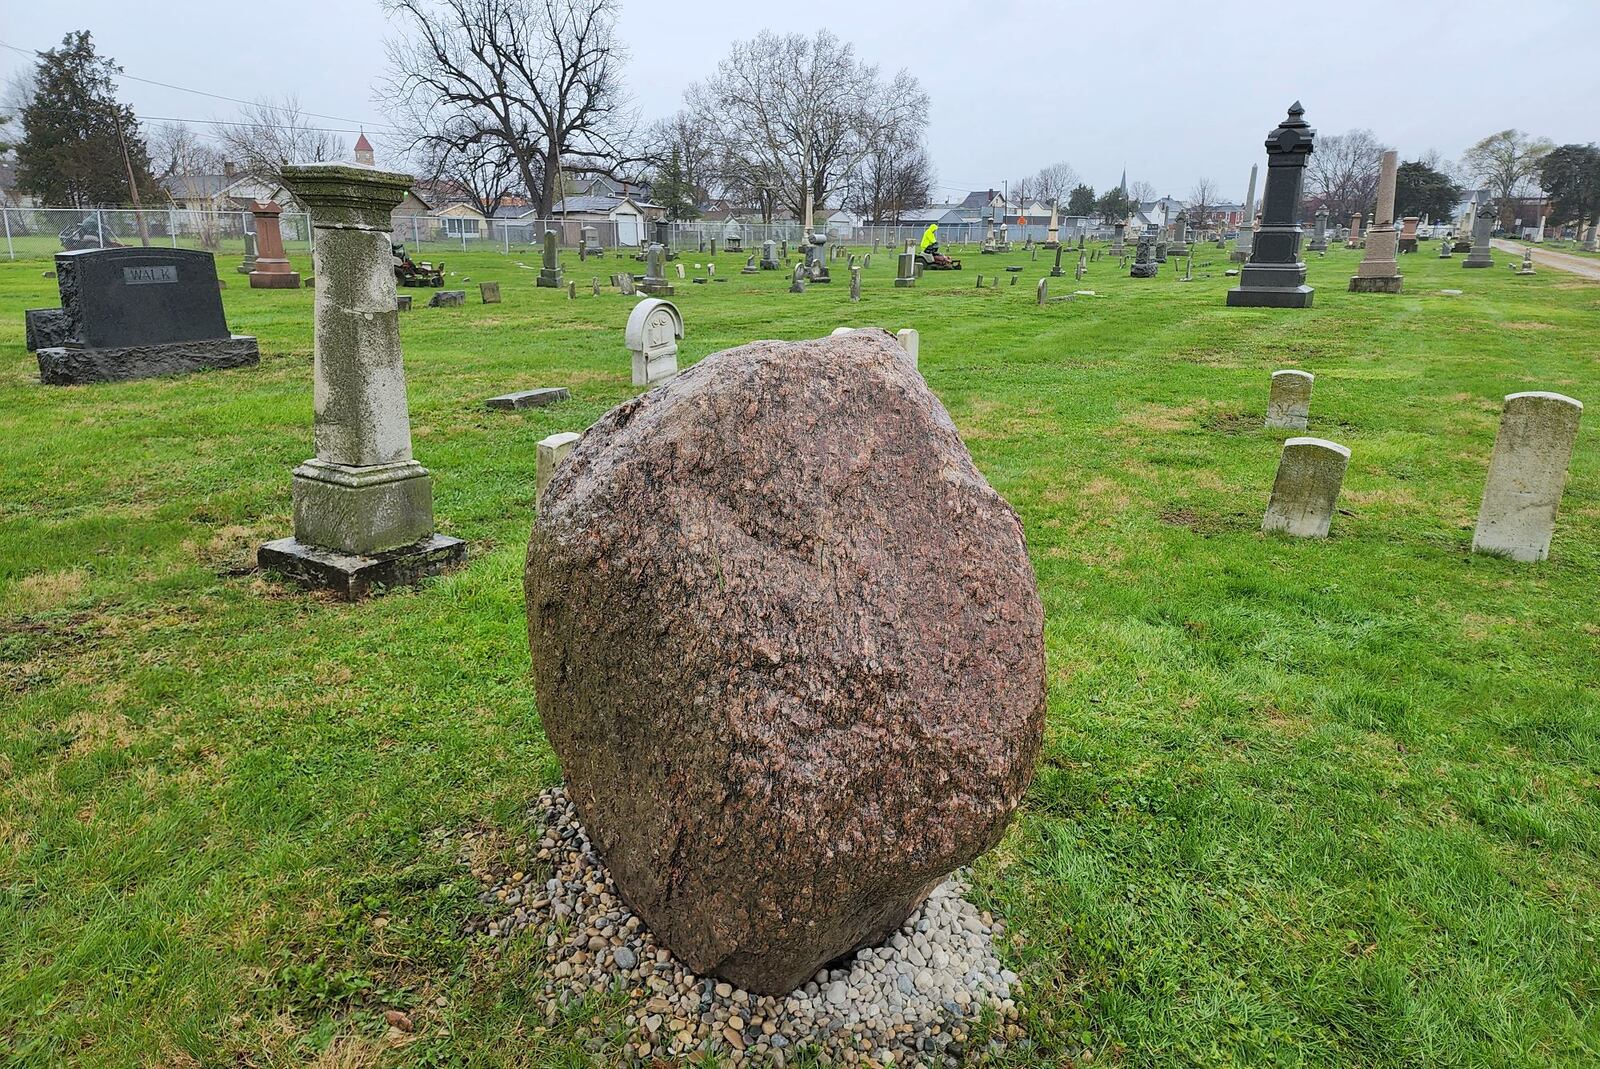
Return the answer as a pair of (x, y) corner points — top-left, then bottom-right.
(536, 431), (582, 509)
(625, 298), (684, 387)
(1262, 438), (1350, 538)
(1266, 370), (1314, 430)
(1471, 391), (1583, 561)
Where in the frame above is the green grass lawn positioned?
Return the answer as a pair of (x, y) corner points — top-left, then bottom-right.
(2, 238), (1597, 1068)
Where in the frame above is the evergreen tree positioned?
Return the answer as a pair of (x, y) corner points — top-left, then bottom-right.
(15, 31), (158, 207)
(654, 147), (699, 221)
(1393, 160), (1461, 221)
(1095, 186), (1130, 223)
(1066, 183), (1096, 217)
(1537, 144), (1600, 234)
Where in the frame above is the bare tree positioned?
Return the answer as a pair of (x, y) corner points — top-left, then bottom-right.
(1186, 177), (1218, 229)
(217, 96), (345, 188)
(147, 121), (224, 181)
(1305, 128), (1388, 223)
(1463, 128), (1555, 228)
(847, 140), (933, 224)
(383, 0), (641, 216)
(1008, 175), (1031, 208)
(689, 30), (928, 228)
(417, 136), (518, 218)
(1128, 179), (1156, 204)
(1032, 161), (1078, 206)
(645, 109), (716, 208)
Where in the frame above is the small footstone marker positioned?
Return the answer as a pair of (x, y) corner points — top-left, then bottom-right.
(1266, 370), (1314, 430)
(396, 294), (412, 311)
(1471, 391), (1583, 562)
(896, 328), (919, 367)
(536, 431), (582, 509)
(428, 290), (465, 307)
(850, 264), (862, 302)
(480, 281), (502, 303)
(487, 387), (571, 411)
(1263, 438), (1350, 538)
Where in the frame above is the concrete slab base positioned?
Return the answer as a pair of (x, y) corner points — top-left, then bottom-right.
(36, 335), (259, 385)
(258, 534), (467, 600)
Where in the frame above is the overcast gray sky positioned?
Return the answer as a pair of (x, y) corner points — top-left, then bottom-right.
(4, 0), (1596, 204)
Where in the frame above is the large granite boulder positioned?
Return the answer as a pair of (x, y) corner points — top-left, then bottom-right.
(524, 330), (1046, 994)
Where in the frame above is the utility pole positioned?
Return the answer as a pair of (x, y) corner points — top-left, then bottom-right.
(113, 110), (151, 247)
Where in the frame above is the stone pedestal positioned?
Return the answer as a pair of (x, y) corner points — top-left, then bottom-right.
(1129, 230), (1159, 278)
(1346, 213), (1363, 249)
(1168, 212), (1190, 257)
(1398, 216), (1419, 253)
(537, 230), (564, 287)
(1228, 103), (1316, 309)
(1110, 222), (1126, 255)
(1233, 164), (1259, 262)
(259, 163), (465, 597)
(1307, 208), (1329, 252)
(639, 244), (674, 295)
(894, 249), (916, 288)
(248, 201), (301, 289)
(1350, 152), (1403, 293)
(1472, 392), (1583, 561)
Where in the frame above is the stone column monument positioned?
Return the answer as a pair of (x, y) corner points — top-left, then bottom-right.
(1350, 150), (1403, 293)
(258, 164), (466, 597)
(1308, 208), (1329, 252)
(1227, 102), (1316, 308)
(1463, 207), (1495, 267)
(1232, 164), (1258, 262)
(1168, 211), (1190, 256)
(537, 230), (563, 288)
(1045, 202), (1060, 248)
(248, 201), (300, 289)
(1110, 221), (1127, 255)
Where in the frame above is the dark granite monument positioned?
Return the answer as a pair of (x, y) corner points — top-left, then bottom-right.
(26, 247), (258, 385)
(1228, 102), (1317, 308)
(1130, 228), (1160, 278)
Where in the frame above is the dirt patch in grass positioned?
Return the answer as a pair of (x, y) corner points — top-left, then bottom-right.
(1110, 399), (1213, 436)
(1500, 321), (1557, 331)
(1204, 409), (1258, 436)
(5, 568), (87, 613)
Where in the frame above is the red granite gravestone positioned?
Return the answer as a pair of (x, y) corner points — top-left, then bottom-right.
(249, 201), (301, 289)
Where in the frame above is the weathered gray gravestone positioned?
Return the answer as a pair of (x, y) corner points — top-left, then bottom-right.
(1233, 164), (1259, 262)
(1308, 208), (1329, 253)
(1262, 437), (1350, 538)
(258, 163), (465, 597)
(1350, 150), (1403, 293)
(760, 240), (779, 270)
(1438, 237), (1453, 258)
(1130, 229), (1160, 278)
(1036, 278), (1047, 305)
(626, 297), (684, 386)
(1266, 370), (1314, 430)
(850, 264), (862, 302)
(1228, 102), (1316, 309)
(238, 231), (257, 274)
(480, 281), (501, 303)
(790, 263), (807, 294)
(1463, 209), (1495, 268)
(29, 247), (259, 385)
(1050, 246), (1064, 278)
(1110, 221), (1126, 256)
(1168, 210), (1190, 256)
(1076, 250), (1087, 281)
(428, 290), (466, 307)
(894, 248), (916, 288)
(640, 244), (674, 295)
(1515, 248), (1536, 274)
(537, 230), (563, 288)
(487, 387), (570, 410)
(1471, 392), (1583, 561)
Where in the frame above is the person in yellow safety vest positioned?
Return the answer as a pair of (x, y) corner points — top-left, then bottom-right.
(920, 223), (939, 252)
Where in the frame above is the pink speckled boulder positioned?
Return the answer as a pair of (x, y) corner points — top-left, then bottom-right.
(524, 330), (1045, 993)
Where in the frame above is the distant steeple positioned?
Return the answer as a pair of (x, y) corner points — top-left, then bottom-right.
(1119, 168), (1128, 198)
(354, 130), (375, 167)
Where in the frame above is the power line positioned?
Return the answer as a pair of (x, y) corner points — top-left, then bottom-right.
(0, 38), (399, 133)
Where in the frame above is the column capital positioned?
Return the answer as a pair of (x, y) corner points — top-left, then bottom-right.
(282, 164), (414, 229)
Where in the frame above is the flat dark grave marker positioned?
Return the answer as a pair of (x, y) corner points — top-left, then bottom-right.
(486, 387), (571, 410)
(28, 247), (258, 385)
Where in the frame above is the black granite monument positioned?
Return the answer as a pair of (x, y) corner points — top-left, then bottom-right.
(1227, 103), (1317, 309)
(1130, 228), (1160, 278)
(26, 247), (258, 384)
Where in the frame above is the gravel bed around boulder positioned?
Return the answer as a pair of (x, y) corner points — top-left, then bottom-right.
(467, 786), (1025, 1067)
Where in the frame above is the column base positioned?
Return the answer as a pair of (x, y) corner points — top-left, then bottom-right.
(291, 458), (436, 556)
(1348, 275), (1404, 293)
(258, 534), (466, 599)
(1227, 285), (1315, 308)
(37, 335), (259, 385)
(249, 269), (302, 289)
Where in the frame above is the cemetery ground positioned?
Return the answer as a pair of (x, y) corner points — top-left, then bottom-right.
(1, 240), (1597, 1069)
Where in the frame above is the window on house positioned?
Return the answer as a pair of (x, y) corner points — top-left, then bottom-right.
(444, 216), (480, 237)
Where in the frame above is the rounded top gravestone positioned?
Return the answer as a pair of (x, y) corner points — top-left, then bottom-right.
(524, 330), (1046, 994)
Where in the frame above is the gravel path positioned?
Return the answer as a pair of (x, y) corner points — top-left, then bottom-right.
(461, 786), (1028, 1067)
(1491, 239), (1600, 282)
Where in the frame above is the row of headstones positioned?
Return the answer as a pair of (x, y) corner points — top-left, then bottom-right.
(1262, 370), (1583, 561)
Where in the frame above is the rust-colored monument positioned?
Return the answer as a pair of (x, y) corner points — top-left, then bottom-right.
(248, 201), (301, 289)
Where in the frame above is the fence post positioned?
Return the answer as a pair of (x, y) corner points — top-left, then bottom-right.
(168, 205), (177, 248)
(2, 208), (11, 261)
(96, 209), (106, 248)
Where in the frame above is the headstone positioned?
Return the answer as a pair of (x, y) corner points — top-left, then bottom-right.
(237, 231), (257, 274)
(1471, 392), (1583, 561)
(1266, 369), (1314, 430)
(1439, 237), (1453, 258)
(1398, 216), (1420, 254)
(581, 225), (602, 255)
(619, 272), (637, 296)
(480, 281), (502, 303)
(1307, 208), (1329, 253)
(568, 280), (577, 299)
(1228, 103), (1316, 309)
(1463, 208), (1494, 268)
(1075, 250), (1087, 281)
(1346, 212), (1363, 249)
(1515, 247), (1536, 275)
(248, 201), (301, 289)
(1262, 438), (1350, 538)
(1111, 221), (1127, 256)
(30, 247), (260, 385)
(258, 162), (465, 597)
(487, 387), (570, 410)
(790, 263), (807, 293)
(780, 239), (789, 261)
(850, 264), (862, 302)
(592, 277), (601, 296)
(396, 294), (412, 311)
(1045, 201), (1060, 248)
(742, 253), (758, 275)
(537, 230), (563, 288)
(806, 232), (832, 283)
(652, 219), (676, 260)
(626, 297), (684, 386)
(1168, 210), (1190, 256)
(1233, 164), (1259, 262)
(895, 328), (919, 367)
(1030, 245), (1038, 262)
(1350, 150), (1403, 294)
(1036, 278), (1048, 305)
(760, 240), (779, 270)
(428, 290), (465, 307)
(640, 244), (674, 295)
(1050, 246), (1064, 278)
(894, 249), (916, 288)
(535, 431), (581, 510)
(1129, 229), (1159, 278)
(522, 331), (1044, 993)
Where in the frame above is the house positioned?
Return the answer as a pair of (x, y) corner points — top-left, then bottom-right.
(431, 200), (489, 239)
(547, 194), (655, 246)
